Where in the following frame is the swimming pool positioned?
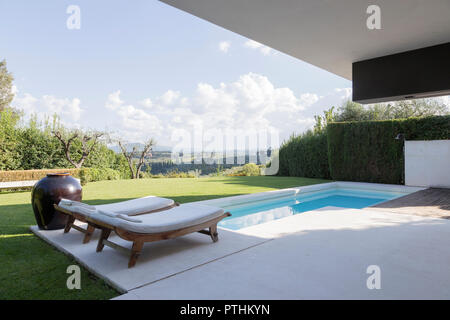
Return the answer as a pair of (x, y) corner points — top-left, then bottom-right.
(218, 186), (414, 230)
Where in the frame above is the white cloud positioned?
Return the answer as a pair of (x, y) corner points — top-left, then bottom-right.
(13, 93), (37, 113)
(139, 98), (153, 109)
(42, 95), (83, 121)
(105, 85), (448, 146)
(105, 90), (123, 110)
(13, 92), (84, 124)
(244, 40), (274, 56)
(302, 88), (352, 118)
(218, 41), (231, 53)
(299, 93), (320, 106)
(117, 104), (162, 132)
(11, 74), (352, 148)
(158, 90), (180, 106)
(101, 90), (164, 143)
(105, 73), (350, 146)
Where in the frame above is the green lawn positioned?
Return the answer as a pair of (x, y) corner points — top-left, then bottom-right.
(0, 176), (329, 299)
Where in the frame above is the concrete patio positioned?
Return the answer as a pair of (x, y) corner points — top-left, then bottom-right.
(31, 223), (267, 293)
(32, 204), (450, 299)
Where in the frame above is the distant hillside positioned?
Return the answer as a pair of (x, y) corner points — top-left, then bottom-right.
(109, 143), (172, 153)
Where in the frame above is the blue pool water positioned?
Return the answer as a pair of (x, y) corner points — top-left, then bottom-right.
(218, 188), (407, 230)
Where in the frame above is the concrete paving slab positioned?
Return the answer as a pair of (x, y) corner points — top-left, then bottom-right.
(115, 207), (450, 299)
(31, 223), (269, 292)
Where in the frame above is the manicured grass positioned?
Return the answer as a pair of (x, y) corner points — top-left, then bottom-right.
(0, 176), (329, 299)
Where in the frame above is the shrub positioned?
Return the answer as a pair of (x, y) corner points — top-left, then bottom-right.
(327, 115), (450, 184)
(222, 163), (262, 176)
(150, 173), (165, 179)
(138, 171), (152, 179)
(240, 163), (261, 176)
(278, 131), (330, 179)
(0, 108), (128, 173)
(79, 168), (87, 185)
(0, 168), (82, 182)
(79, 168), (122, 185)
(162, 169), (196, 178)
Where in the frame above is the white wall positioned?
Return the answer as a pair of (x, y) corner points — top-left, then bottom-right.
(405, 140), (450, 188)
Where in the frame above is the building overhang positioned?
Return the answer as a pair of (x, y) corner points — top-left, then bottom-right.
(160, 0), (450, 103)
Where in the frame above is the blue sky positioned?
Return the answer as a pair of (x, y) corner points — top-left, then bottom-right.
(1, 0), (353, 147)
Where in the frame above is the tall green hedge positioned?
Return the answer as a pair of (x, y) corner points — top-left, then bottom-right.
(279, 131), (331, 179)
(327, 116), (450, 184)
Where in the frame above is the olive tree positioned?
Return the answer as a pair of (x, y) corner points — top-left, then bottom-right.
(53, 129), (104, 168)
(117, 138), (155, 179)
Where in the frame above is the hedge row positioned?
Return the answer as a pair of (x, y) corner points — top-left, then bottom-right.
(79, 168), (122, 185)
(327, 115), (450, 184)
(0, 167), (123, 184)
(279, 131), (331, 179)
(0, 168), (82, 182)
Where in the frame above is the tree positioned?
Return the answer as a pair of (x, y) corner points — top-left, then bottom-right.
(335, 98), (449, 122)
(0, 108), (21, 170)
(313, 106), (336, 134)
(385, 99), (449, 118)
(18, 115), (66, 170)
(0, 60), (14, 112)
(334, 101), (370, 122)
(313, 99), (449, 134)
(53, 129), (104, 168)
(117, 139), (155, 179)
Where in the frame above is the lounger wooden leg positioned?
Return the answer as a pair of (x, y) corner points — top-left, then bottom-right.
(128, 241), (144, 268)
(83, 223), (96, 244)
(209, 224), (219, 242)
(64, 216), (75, 233)
(96, 229), (111, 252)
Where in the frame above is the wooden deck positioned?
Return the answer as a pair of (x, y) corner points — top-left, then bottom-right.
(367, 188), (450, 219)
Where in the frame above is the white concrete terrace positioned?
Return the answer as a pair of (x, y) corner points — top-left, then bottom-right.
(30, 182), (450, 299)
(113, 206), (450, 299)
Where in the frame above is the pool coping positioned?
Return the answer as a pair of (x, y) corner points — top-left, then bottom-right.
(194, 181), (426, 208)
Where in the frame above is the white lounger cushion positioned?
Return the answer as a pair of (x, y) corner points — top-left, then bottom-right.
(58, 199), (97, 216)
(95, 196), (174, 216)
(91, 203), (225, 234)
(58, 196), (174, 217)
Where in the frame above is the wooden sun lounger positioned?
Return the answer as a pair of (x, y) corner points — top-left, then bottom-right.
(55, 202), (231, 268)
(55, 201), (179, 244)
(92, 211), (231, 268)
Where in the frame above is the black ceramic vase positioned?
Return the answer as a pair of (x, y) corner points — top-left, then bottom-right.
(31, 173), (82, 230)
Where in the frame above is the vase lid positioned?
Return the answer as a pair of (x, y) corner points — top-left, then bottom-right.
(47, 173), (70, 177)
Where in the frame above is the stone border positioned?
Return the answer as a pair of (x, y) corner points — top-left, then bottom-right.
(196, 181), (425, 208)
